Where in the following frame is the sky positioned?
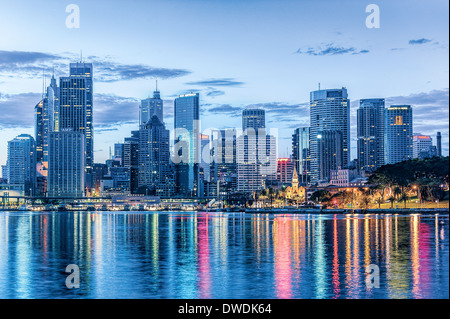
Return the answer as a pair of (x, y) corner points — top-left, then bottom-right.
(0, 0), (448, 168)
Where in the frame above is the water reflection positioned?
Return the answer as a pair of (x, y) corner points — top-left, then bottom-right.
(0, 211), (448, 299)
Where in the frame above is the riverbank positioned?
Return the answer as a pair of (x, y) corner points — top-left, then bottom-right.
(0, 207), (448, 214)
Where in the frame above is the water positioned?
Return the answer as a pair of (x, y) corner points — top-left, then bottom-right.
(0, 211), (448, 299)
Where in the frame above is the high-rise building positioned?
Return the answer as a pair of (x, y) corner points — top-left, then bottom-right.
(35, 76), (58, 168)
(242, 108), (265, 132)
(35, 99), (45, 164)
(47, 131), (85, 197)
(140, 81), (163, 125)
(69, 62), (94, 191)
(199, 134), (211, 183)
(276, 158), (294, 185)
(317, 130), (343, 182)
(385, 105), (413, 164)
(210, 129), (238, 194)
(413, 134), (436, 159)
(292, 127), (310, 183)
(357, 98), (385, 172)
(211, 129), (237, 177)
(138, 116), (171, 196)
(123, 131), (140, 193)
(7, 134), (36, 196)
(437, 132), (442, 157)
(310, 88), (350, 183)
(174, 93), (200, 197)
(237, 109), (277, 193)
(1, 165), (7, 182)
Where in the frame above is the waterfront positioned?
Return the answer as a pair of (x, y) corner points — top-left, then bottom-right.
(0, 211), (448, 299)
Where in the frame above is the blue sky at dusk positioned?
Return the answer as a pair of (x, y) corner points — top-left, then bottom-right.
(0, 0), (448, 166)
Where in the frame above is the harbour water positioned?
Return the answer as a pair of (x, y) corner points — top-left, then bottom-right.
(0, 211), (448, 299)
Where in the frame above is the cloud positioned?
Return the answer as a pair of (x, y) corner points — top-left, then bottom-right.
(0, 50), (60, 64)
(94, 94), (140, 127)
(295, 43), (370, 56)
(0, 92), (42, 128)
(207, 104), (242, 117)
(92, 59), (191, 82)
(0, 50), (191, 82)
(205, 88), (225, 97)
(185, 78), (244, 87)
(408, 38), (433, 45)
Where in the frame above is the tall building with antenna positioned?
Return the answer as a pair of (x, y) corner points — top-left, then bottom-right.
(140, 80), (163, 126)
(68, 61), (94, 193)
(309, 87), (350, 183)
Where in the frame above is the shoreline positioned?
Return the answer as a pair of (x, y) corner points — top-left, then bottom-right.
(0, 207), (448, 214)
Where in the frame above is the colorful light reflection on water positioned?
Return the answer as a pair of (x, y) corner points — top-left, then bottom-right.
(0, 211), (448, 299)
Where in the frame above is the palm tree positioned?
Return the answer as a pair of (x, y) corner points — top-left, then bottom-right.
(393, 186), (402, 200)
(400, 192), (409, 209)
(361, 195), (371, 209)
(388, 196), (396, 209)
(375, 197), (384, 209)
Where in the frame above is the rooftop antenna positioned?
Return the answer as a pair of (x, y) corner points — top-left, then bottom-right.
(109, 146), (112, 160)
(80, 49), (83, 63)
(156, 79), (158, 91)
(318, 82), (321, 90)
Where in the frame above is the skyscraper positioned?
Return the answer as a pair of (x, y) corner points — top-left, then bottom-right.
(292, 127), (310, 183)
(413, 134), (436, 159)
(385, 105), (413, 164)
(357, 98), (385, 172)
(310, 88), (350, 183)
(47, 131), (85, 197)
(237, 109), (277, 193)
(123, 131), (140, 193)
(7, 134), (36, 196)
(35, 99), (44, 163)
(210, 129), (238, 193)
(242, 108), (265, 132)
(276, 158), (294, 185)
(138, 115), (171, 196)
(317, 130), (343, 182)
(437, 132), (442, 157)
(69, 62), (94, 191)
(174, 93), (200, 197)
(140, 81), (163, 125)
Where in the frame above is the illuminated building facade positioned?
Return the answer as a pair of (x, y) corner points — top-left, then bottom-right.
(384, 105), (413, 164)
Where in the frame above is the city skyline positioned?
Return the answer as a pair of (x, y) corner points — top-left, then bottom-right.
(0, 0), (449, 167)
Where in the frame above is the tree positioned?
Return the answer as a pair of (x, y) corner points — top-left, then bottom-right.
(375, 197), (384, 209)
(388, 196), (396, 209)
(400, 192), (409, 209)
(393, 186), (402, 200)
(360, 194), (371, 209)
(310, 190), (331, 204)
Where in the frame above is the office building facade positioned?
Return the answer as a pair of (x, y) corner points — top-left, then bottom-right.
(357, 98), (385, 172)
(174, 93), (200, 197)
(47, 131), (85, 197)
(385, 105), (413, 164)
(292, 127), (310, 183)
(310, 88), (350, 183)
(7, 134), (37, 196)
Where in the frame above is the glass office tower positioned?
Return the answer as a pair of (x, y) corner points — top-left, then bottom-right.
(174, 93), (200, 197)
(357, 98), (385, 172)
(292, 127), (310, 183)
(69, 62), (94, 192)
(140, 81), (163, 125)
(310, 88), (350, 183)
